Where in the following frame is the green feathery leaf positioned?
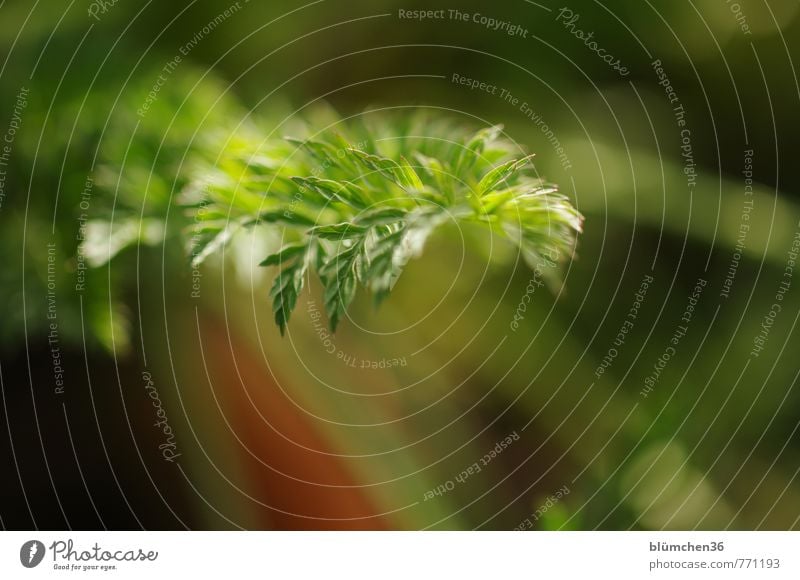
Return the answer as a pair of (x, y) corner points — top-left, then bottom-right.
(268, 244), (310, 335)
(179, 111), (582, 333)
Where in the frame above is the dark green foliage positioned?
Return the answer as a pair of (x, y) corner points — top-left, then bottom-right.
(268, 246), (309, 336)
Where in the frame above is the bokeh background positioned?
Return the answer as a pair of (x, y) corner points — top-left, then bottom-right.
(1, 0), (799, 530)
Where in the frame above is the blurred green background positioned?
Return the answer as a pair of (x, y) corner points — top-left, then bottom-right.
(1, 0), (799, 530)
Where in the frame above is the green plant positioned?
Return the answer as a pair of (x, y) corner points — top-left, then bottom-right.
(182, 110), (583, 333)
